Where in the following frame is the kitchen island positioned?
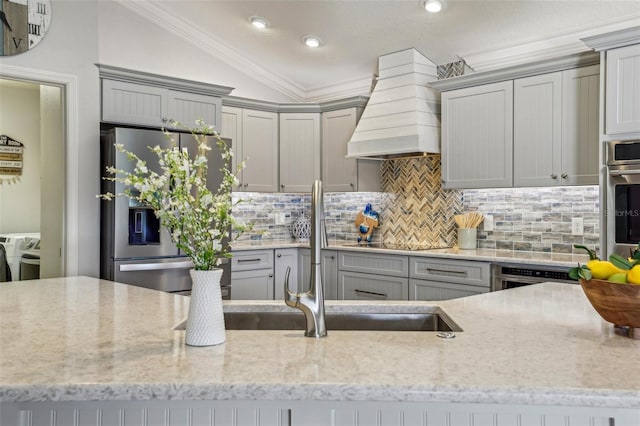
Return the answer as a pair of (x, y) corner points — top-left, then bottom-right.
(1, 277), (638, 426)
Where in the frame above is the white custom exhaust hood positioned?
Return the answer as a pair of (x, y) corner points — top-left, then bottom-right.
(346, 48), (441, 160)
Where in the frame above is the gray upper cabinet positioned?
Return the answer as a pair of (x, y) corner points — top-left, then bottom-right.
(102, 79), (168, 127)
(514, 66), (599, 186)
(441, 81), (514, 189)
(321, 107), (381, 193)
(220, 106), (279, 192)
(167, 91), (221, 128)
(605, 44), (640, 136)
(514, 72), (562, 187)
(99, 66), (232, 129)
(279, 113), (321, 193)
(560, 65), (600, 185)
(321, 108), (358, 192)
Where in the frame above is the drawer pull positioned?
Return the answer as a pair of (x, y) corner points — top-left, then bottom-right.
(354, 289), (387, 299)
(237, 258), (262, 263)
(426, 268), (468, 276)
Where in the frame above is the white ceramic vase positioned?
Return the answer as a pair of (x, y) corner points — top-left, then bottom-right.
(185, 268), (226, 346)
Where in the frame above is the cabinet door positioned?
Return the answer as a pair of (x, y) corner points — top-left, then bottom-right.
(338, 271), (408, 300)
(220, 106), (244, 190)
(230, 269), (274, 300)
(441, 81), (513, 189)
(409, 257), (491, 288)
(322, 108), (358, 192)
(299, 249), (338, 300)
(242, 109), (279, 192)
(167, 91), (221, 130)
(338, 251), (409, 277)
(102, 79), (168, 127)
(410, 279), (488, 301)
(279, 113), (321, 192)
(513, 72), (563, 187)
(606, 44), (640, 135)
(561, 65), (600, 185)
(274, 248), (298, 298)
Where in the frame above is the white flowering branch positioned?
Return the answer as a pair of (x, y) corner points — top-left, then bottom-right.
(99, 120), (251, 270)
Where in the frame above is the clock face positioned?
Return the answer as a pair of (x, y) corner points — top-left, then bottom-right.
(0, 0), (52, 56)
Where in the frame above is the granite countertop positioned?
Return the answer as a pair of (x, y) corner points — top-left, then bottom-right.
(233, 240), (589, 268)
(1, 277), (639, 408)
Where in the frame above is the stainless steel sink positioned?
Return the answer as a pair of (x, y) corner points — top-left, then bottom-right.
(175, 310), (461, 332)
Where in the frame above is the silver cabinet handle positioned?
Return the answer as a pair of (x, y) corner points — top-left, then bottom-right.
(354, 289), (387, 299)
(425, 268), (468, 276)
(609, 169), (640, 176)
(561, 173), (568, 179)
(550, 174), (558, 179)
(277, 254), (282, 258)
(237, 258), (262, 263)
(268, 274), (273, 278)
(119, 260), (193, 272)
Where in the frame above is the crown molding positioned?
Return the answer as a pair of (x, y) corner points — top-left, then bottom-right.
(582, 26), (640, 51)
(115, 0), (307, 102)
(430, 51), (599, 92)
(222, 95), (370, 113)
(460, 15), (640, 73)
(304, 75), (374, 103)
(97, 64), (235, 97)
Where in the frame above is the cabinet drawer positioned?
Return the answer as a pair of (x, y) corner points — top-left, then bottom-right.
(338, 271), (408, 301)
(338, 251), (408, 277)
(231, 250), (273, 271)
(410, 257), (490, 287)
(409, 278), (488, 301)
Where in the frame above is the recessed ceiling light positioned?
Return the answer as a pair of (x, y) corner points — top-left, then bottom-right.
(424, 0), (445, 13)
(249, 16), (269, 30)
(303, 36), (322, 48)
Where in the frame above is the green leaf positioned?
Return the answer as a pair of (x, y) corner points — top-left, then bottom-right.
(573, 244), (598, 260)
(578, 266), (592, 280)
(609, 253), (633, 270)
(568, 266), (581, 281)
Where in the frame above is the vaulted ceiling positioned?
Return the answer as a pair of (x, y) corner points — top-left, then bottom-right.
(119, 0), (640, 101)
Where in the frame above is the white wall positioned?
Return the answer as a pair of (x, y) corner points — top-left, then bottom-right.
(0, 80), (41, 233)
(97, 1), (297, 103)
(0, 0), (101, 277)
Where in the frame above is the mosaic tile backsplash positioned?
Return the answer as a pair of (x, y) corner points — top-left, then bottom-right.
(232, 184), (600, 254)
(463, 186), (600, 254)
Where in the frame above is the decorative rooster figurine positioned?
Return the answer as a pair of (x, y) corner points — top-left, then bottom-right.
(354, 203), (380, 243)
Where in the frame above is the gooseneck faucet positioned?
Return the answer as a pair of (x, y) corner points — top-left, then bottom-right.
(284, 180), (327, 337)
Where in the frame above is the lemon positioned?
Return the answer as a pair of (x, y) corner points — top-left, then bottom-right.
(627, 265), (640, 285)
(608, 272), (628, 283)
(587, 260), (625, 280)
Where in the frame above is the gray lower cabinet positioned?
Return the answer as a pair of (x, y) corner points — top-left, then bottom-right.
(409, 257), (490, 300)
(274, 248), (299, 298)
(338, 271), (408, 300)
(338, 251), (409, 300)
(299, 248), (338, 300)
(231, 250), (274, 300)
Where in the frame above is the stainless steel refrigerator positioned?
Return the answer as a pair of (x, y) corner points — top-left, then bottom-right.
(100, 127), (231, 295)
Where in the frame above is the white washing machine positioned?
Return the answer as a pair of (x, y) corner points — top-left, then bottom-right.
(0, 233), (40, 281)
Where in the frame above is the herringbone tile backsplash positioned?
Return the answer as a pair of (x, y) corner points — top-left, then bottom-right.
(380, 156), (463, 249)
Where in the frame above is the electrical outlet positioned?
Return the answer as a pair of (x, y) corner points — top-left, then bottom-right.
(275, 213), (285, 225)
(571, 217), (583, 236)
(483, 215), (494, 232)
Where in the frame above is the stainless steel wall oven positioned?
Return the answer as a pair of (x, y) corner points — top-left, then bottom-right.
(606, 140), (640, 258)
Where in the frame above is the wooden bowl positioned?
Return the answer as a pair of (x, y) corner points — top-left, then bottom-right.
(579, 279), (640, 331)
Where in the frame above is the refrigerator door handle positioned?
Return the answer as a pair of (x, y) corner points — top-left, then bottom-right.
(119, 260), (194, 272)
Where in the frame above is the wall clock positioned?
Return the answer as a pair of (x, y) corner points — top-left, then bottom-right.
(0, 0), (51, 56)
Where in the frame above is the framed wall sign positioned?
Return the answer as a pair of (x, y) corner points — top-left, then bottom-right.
(0, 134), (24, 184)
(0, 0), (52, 56)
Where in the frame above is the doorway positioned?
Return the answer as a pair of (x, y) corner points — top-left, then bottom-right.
(0, 77), (64, 279)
